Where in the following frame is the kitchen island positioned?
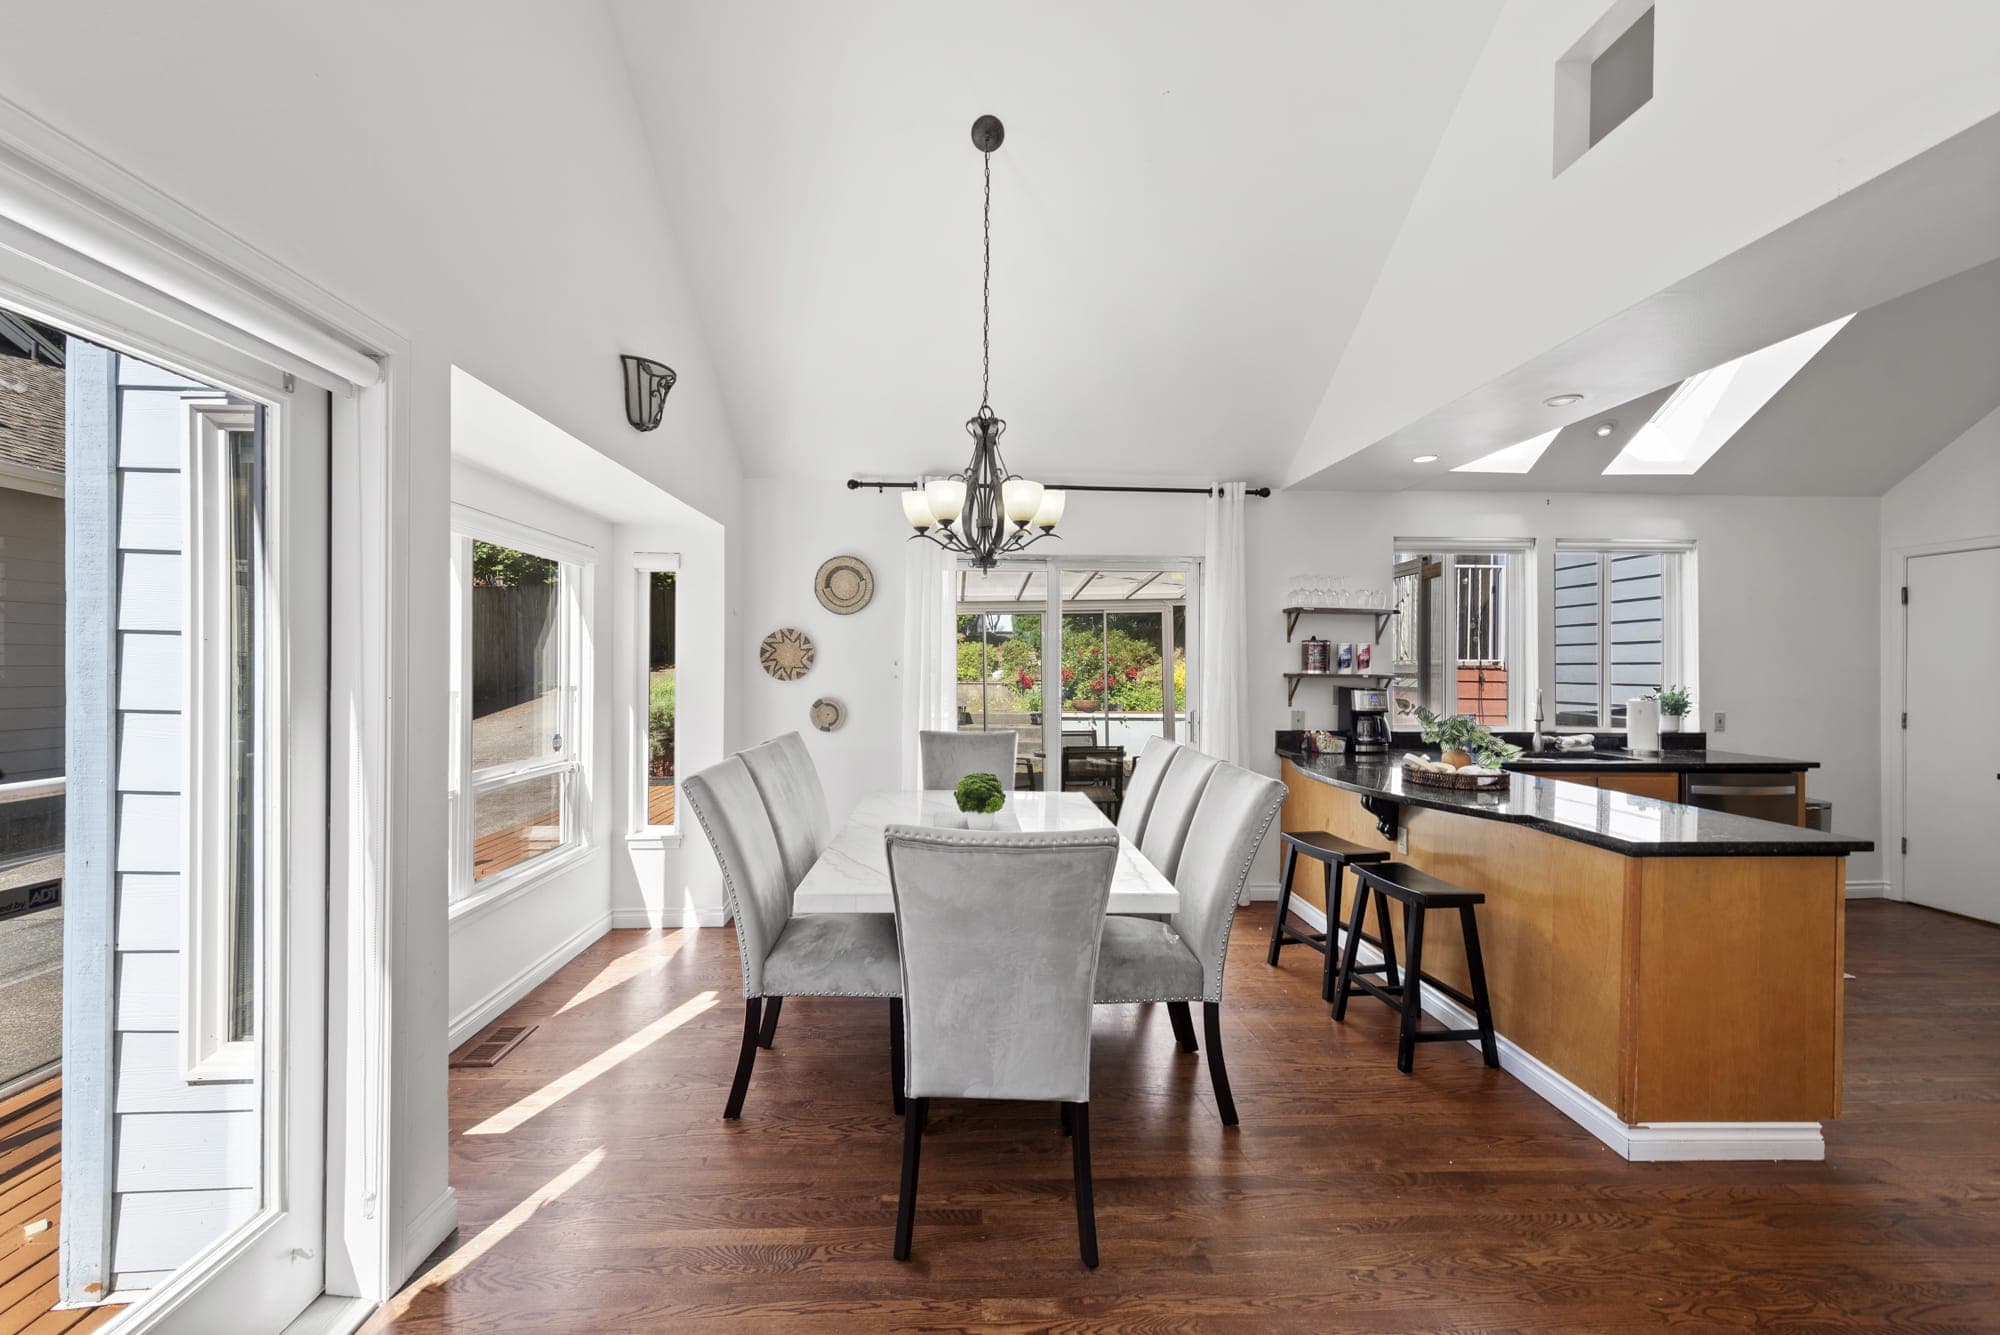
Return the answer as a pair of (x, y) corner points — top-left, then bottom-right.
(1278, 748), (1872, 1160)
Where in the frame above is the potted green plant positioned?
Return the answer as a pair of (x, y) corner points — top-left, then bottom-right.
(1398, 702), (1523, 769)
(954, 772), (1007, 829)
(1654, 685), (1692, 733)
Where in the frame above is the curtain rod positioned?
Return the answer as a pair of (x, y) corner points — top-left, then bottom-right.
(846, 478), (1272, 498)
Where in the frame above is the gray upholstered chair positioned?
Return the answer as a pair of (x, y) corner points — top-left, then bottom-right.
(918, 728), (1017, 792)
(884, 825), (1120, 1267)
(1137, 746), (1220, 879)
(682, 755), (902, 1119)
(1094, 761), (1286, 1126)
(738, 732), (835, 1047)
(1115, 735), (1181, 844)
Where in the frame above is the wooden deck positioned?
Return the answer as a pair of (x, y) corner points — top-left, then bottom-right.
(646, 781), (675, 828)
(0, 1078), (121, 1335)
(366, 900), (2000, 1331)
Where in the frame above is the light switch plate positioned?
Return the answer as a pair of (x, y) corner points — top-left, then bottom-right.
(1713, 711), (1727, 733)
(1290, 709), (1305, 729)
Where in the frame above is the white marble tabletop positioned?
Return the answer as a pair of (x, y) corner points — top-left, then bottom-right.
(791, 790), (1179, 916)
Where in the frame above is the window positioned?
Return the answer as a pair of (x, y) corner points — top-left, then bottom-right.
(634, 557), (678, 832)
(1390, 543), (1532, 730)
(449, 512), (592, 905)
(181, 399), (264, 1079)
(1552, 542), (1692, 728)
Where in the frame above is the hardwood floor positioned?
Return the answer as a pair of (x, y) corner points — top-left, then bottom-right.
(0, 1079), (120, 1335)
(370, 900), (2000, 1332)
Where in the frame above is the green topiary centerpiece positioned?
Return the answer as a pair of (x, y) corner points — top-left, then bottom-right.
(954, 772), (1006, 827)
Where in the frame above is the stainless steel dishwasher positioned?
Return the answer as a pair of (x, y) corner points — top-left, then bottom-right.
(1681, 771), (1802, 825)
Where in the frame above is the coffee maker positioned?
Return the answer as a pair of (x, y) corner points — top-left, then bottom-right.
(1342, 688), (1391, 755)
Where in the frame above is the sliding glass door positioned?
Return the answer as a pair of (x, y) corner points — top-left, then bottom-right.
(955, 558), (1198, 814)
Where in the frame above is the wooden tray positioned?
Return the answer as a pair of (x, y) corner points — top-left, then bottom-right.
(1400, 763), (1509, 791)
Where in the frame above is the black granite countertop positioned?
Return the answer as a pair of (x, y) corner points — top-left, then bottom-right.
(1502, 748), (1819, 774)
(1278, 749), (1872, 858)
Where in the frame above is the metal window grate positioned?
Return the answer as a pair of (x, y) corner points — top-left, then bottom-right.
(450, 1024), (538, 1069)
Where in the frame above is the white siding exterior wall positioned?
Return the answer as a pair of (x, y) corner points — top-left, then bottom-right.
(65, 344), (254, 1300)
(0, 486), (65, 781)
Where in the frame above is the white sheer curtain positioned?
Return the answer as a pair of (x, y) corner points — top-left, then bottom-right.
(898, 539), (956, 788)
(1199, 482), (1249, 767)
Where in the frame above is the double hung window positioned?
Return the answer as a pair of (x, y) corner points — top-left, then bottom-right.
(449, 515), (591, 904)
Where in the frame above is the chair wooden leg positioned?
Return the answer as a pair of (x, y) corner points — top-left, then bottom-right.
(893, 1097), (927, 1261)
(1397, 903), (1426, 1074)
(1320, 861), (1348, 1003)
(757, 995), (783, 1049)
(1059, 1102), (1073, 1136)
(1376, 890), (1401, 991)
(1165, 1000), (1199, 1053)
(723, 999), (761, 1120)
(1069, 1101), (1100, 1268)
(1268, 844), (1299, 965)
(1202, 1002), (1239, 1127)
(890, 998), (906, 1115)
(1461, 905), (1500, 1068)
(1331, 883), (1370, 1021)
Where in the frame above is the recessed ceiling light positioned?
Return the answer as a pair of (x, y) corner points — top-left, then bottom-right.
(1411, 454), (1439, 464)
(1594, 421), (1617, 437)
(1542, 393), (1584, 407)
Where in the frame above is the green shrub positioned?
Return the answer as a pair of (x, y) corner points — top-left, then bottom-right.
(953, 771), (1006, 814)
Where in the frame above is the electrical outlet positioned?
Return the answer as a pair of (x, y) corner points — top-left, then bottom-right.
(1713, 711), (1727, 733)
(1396, 827), (1409, 855)
(1290, 709), (1306, 729)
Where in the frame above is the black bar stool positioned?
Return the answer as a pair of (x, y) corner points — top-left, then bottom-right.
(1268, 830), (1391, 1002)
(1331, 861), (1499, 1074)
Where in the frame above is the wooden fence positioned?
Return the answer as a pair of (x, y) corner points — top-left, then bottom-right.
(471, 583), (557, 716)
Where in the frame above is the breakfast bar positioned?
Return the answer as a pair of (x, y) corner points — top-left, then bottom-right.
(1278, 749), (1874, 1160)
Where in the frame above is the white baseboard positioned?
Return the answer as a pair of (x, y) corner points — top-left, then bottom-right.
(448, 911), (610, 1049)
(608, 905), (727, 929)
(1272, 895), (1824, 1162)
(1845, 879), (1890, 900)
(393, 1186), (461, 1294)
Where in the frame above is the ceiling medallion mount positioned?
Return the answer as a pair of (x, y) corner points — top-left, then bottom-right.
(898, 114), (1065, 571)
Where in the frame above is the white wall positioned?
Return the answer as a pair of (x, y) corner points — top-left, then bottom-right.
(1878, 405), (2000, 898)
(0, 0), (745, 1281)
(445, 464), (616, 1047)
(1295, 0), (2000, 480)
(746, 481), (1885, 886)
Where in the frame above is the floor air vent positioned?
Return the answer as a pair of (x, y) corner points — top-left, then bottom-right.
(451, 1024), (537, 1068)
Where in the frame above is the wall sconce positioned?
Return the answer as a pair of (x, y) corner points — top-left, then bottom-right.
(621, 355), (677, 432)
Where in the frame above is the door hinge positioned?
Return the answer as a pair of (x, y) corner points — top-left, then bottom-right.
(1900, 585), (1908, 604)
(1901, 711), (1908, 729)
(281, 371), (296, 393)
(1901, 836), (1908, 855)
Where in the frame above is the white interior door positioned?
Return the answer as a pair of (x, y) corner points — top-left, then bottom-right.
(1903, 545), (2000, 923)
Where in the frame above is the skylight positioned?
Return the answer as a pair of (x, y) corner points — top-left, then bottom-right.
(1603, 314), (1854, 476)
(1453, 427), (1560, 474)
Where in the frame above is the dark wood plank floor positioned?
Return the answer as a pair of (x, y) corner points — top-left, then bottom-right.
(369, 900), (2000, 1332)
(0, 1079), (121, 1335)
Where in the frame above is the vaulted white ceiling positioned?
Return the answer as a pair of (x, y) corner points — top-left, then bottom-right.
(606, 0), (1502, 485)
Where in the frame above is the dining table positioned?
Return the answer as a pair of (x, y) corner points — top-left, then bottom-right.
(791, 790), (1179, 916)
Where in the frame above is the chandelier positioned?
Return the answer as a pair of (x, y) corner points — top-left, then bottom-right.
(899, 115), (1065, 570)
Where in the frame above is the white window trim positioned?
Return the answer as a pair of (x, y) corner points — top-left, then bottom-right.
(630, 552), (681, 836)
(1551, 539), (1696, 731)
(1390, 538), (1536, 730)
(447, 518), (595, 918)
(179, 398), (261, 1083)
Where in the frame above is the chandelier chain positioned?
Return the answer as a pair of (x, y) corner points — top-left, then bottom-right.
(981, 150), (991, 409)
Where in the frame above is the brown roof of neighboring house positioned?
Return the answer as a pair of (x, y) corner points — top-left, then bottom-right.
(0, 353), (64, 478)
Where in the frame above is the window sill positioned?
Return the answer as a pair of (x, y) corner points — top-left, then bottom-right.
(625, 829), (683, 851)
(449, 841), (598, 926)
